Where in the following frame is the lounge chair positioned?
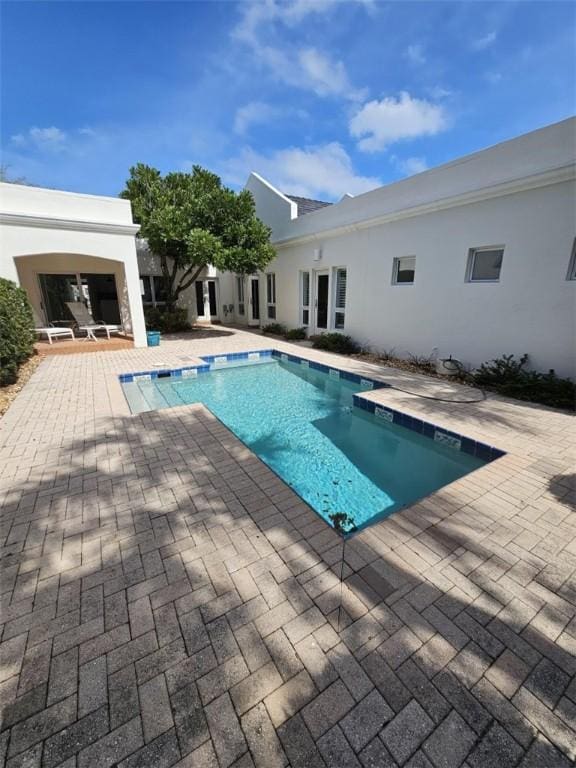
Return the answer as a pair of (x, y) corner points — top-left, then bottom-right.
(65, 301), (123, 340)
(33, 326), (75, 344)
(31, 309), (75, 344)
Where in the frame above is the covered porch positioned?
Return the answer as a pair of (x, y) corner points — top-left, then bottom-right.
(15, 253), (136, 346)
(0, 181), (147, 347)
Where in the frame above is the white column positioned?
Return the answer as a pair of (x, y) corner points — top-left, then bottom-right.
(123, 251), (147, 347)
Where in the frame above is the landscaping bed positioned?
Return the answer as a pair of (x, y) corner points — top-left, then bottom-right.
(0, 354), (43, 417)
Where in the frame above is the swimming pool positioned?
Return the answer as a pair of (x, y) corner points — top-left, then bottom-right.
(121, 351), (501, 532)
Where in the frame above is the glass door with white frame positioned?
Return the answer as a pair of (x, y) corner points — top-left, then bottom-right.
(195, 279), (219, 322)
(38, 273), (120, 325)
(249, 276), (260, 325)
(314, 270), (330, 332)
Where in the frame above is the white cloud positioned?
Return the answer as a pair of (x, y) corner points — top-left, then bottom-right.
(392, 156), (428, 176)
(233, 1), (368, 101)
(234, 0), (373, 43)
(234, 102), (281, 134)
(234, 101), (308, 135)
(405, 44), (426, 65)
(350, 92), (448, 152)
(222, 142), (381, 200)
(12, 126), (68, 151)
(472, 31), (497, 51)
(427, 85), (454, 100)
(298, 48), (366, 100)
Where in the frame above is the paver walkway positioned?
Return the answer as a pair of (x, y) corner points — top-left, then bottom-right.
(1, 327), (575, 768)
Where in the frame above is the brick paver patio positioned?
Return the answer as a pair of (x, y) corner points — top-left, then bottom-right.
(1, 327), (575, 768)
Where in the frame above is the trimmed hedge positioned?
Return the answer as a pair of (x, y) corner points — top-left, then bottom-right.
(284, 327), (307, 341)
(262, 323), (288, 336)
(144, 306), (190, 333)
(472, 354), (575, 411)
(0, 278), (35, 387)
(310, 333), (360, 355)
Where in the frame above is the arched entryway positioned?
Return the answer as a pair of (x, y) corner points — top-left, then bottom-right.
(15, 253), (133, 332)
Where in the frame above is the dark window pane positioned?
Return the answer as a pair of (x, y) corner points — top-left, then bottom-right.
(267, 305), (276, 319)
(471, 249), (503, 281)
(153, 276), (168, 302)
(140, 276), (153, 303)
(335, 311), (345, 329)
(395, 257), (415, 284)
(302, 309), (309, 325)
(396, 267), (415, 283)
(195, 282), (204, 315)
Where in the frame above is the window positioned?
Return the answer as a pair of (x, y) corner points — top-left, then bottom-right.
(467, 247), (504, 282)
(333, 268), (347, 329)
(152, 276), (167, 304)
(300, 271), (310, 326)
(392, 256), (416, 285)
(266, 273), (276, 319)
(140, 275), (166, 307)
(567, 238), (576, 280)
(237, 276), (245, 315)
(195, 281), (205, 316)
(140, 276), (153, 304)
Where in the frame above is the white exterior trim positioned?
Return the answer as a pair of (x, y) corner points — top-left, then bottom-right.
(274, 165), (574, 248)
(0, 212), (140, 237)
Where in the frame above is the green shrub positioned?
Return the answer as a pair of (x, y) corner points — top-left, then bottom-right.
(262, 322), (288, 336)
(311, 333), (360, 355)
(144, 306), (190, 333)
(473, 354), (575, 411)
(0, 278), (35, 387)
(284, 327), (307, 341)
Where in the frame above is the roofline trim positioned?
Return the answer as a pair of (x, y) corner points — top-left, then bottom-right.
(0, 211), (141, 236)
(273, 164), (575, 248)
(246, 172), (298, 219)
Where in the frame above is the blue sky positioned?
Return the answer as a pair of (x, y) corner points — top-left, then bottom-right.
(2, 0), (575, 200)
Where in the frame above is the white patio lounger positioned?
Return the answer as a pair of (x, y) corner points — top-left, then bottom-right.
(33, 326), (75, 344)
(66, 302), (123, 340)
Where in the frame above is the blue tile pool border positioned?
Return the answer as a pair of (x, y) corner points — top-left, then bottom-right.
(118, 347), (505, 463)
(353, 395), (506, 463)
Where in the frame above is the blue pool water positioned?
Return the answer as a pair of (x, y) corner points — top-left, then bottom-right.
(122, 359), (485, 530)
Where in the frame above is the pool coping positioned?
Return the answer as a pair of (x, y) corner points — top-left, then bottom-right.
(117, 347), (506, 466)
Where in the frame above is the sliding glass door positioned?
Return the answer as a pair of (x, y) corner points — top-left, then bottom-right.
(38, 273), (120, 324)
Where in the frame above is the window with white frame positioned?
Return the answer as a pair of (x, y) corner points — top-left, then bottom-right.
(300, 271), (311, 326)
(466, 247), (504, 282)
(266, 273), (276, 319)
(333, 268), (347, 329)
(567, 238), (576, 280)
(140, 275), (166, 307)
(236, 276), (245, 315)
(392, 256), (416, 285)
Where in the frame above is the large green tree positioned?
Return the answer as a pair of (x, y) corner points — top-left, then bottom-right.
(121, 164), (275, 309)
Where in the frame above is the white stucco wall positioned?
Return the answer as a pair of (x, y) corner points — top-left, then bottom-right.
(263, 181), (576, 377)
(245, 173), (297, 242)
(0, 182), (147, 346)
(247, 119), (576, 379)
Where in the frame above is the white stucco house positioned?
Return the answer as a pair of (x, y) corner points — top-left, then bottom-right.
(240, 117), (576, 379)
(0, 183), (148, 347)
(1, 117), (574, 379)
